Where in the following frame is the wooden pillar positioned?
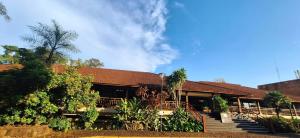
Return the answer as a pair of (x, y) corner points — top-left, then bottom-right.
(185, 91), (189, 109)
(237, 97), (242, 113)
(293, 104), (298, 117)
(202, 115), (207, 133)
(212, 94), (215, 112)
(256, 101), (262, 115)
(125, 89), (128, 101)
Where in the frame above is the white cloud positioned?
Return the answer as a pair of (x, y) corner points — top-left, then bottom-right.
(174, 1), (185, 9)
(0, 0), (177, 72)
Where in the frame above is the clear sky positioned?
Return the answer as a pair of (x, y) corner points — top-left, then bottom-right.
(1, 0), (300, 87)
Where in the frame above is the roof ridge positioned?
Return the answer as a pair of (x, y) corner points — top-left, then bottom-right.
(54, 64), (159, 76)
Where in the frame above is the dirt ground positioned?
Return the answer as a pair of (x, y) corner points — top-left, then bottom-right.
(47, 130), (300, 138)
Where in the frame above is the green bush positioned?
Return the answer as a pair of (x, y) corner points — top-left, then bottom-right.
(0, 91), (58, 126)
(257, 116), (300, 133)
(0, 110), (21, 125)
(81, 107), (99, 129)
(164, 108), (203, 132)
(213, 95), (229, 112)
(48, 117), (71, 132)
(143, 108), (160, 131)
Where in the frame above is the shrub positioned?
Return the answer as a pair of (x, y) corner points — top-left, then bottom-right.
(81, 107), (99, 129)
(114, 98), (145, 130)
(143, 108), (160, 131)
(212, 95), (228, 112)
(48, 117), (71, 132)
(257, 116), (300, 133)
(164, 108), (203, 132)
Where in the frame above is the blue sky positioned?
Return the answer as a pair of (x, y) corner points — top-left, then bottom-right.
(1, 0), (300, 87)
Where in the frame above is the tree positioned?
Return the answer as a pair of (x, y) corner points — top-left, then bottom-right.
(263, 91), (292, 118)
(23, 20), (79, 65)
(84, 58), (104, 68)
(0, 2), (10, 21)
(166, 68), (187, 107)
(0, 45), (19, 64)
(295, 70), (300, 79)
(0, 48), (51, 108)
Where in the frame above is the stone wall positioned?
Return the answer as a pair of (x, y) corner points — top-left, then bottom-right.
(0, 125), (52, 137)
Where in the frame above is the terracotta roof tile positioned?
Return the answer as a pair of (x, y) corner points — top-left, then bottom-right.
(1, 64), (295, 101)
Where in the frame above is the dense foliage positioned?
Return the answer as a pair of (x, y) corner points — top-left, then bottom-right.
(164, 108), (203, 132)
(0, 64), (100, 131)
(0, 91), (58, 125)
(212, 95), (229, 112)
(0, 49), (52, 109)
(114, 98), (203, 132)
(263, 91), (292, 118)
(257, 116), (300, 133)
(114, 98), (160, 131)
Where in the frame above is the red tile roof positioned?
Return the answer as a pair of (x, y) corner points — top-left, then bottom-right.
(0, 64), (281, 101)
(259, 79), (300, 102)
(52, 65), (267, 99)
(198, 81), (268, 100)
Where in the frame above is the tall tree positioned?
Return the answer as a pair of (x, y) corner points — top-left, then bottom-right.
(0, 45), (19, 64)
(0, 2), (10, 21)
(84, 58), (104, 68)
(263, 91), (291, 118)
(23, 20), (79, 65)
(167, 68), (187, 107)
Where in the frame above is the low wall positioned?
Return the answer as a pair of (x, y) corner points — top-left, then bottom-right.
(0, 125), (52, 137)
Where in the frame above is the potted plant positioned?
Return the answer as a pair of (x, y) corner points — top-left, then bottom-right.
(212, 95), (232, 123)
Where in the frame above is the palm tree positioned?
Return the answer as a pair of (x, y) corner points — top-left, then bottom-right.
(263, 91), (291, 118)
(167, 68), (187, 107)
(23, 20), (79, 65)
(0, 2), (10, 21)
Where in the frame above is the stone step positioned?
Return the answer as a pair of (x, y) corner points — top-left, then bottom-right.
(246, 130), (270, 133)
(205, 116), (270, 133)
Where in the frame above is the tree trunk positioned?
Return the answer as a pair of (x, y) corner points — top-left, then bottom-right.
(46, 48), (55, 65)
(178, 88), (181, 108)
(276, 107), (280, 119)
(289, 107), (294, 119)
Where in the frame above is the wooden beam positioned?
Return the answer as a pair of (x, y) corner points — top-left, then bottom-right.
(185, 91), (189, 109)
(237, 97), (242, 113)
(293, 104), (298, 117)
(256, 101), (262, 115)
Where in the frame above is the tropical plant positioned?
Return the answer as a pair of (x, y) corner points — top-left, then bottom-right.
(212, 95), (229, 112)
(263, 91), (292, 118)
(143, 108), (160, 131)
(164, 108), (203, 132)
(23, 20), (79, 65)
(0, 2), (10, 21)
(136, 86), (169, 108)
(114, 98), (144, 129)
(166, 68), (187, 107)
